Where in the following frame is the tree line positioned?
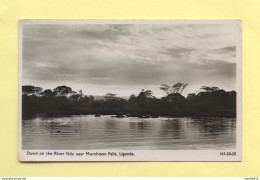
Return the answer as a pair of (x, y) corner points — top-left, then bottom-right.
(22, 83), (236, 118)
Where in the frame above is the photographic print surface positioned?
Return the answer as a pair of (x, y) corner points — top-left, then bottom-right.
(19, 20), (241, 161)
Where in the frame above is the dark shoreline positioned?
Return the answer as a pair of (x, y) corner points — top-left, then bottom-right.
(22, 108), (236, 120)
(22, 85), (236, 120)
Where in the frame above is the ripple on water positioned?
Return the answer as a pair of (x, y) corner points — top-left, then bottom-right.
(22, 115), (236, 150)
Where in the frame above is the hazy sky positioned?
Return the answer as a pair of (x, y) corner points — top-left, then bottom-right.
(22, 21), (240, 97)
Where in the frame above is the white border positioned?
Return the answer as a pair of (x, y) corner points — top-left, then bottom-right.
(18, 19), (242, 162)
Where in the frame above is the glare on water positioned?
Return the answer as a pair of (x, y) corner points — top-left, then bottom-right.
(22, 115), (236, 150)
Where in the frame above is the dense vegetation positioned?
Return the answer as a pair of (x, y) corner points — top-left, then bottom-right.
(22, 83), (236, 118)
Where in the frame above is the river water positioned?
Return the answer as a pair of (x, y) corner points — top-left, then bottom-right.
(22, 115), (236, 150)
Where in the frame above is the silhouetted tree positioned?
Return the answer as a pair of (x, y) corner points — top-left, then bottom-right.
(40, 89), (54, 97)
(133, 89), (157, 108)
(22, 84), (236, 118)
(160, 84), (171, 95)
(22, 85), (42, 96)
(200, 86), (220, 93)
(160, 82), (188, 95)
(161, 93), (186, 109)
(103, 93), (127, 108)
(53, 85), (72, 96)
(137, 89), (155, 99)
(104, 93), (117, 101)
(187, 86), (236, 112)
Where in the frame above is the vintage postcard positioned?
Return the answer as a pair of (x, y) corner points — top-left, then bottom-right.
(18, 20), (242, 161)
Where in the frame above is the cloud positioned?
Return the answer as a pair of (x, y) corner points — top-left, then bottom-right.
(22, 23), (239, 96)
(161, 47), (197, 59)
(213, 46), (236, 53)
(31, 61), (58, 68)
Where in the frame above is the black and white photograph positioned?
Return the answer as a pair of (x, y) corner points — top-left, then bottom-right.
(19, 20), (241, 161)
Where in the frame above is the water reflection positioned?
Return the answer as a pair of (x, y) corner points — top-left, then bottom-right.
(160, 119), (183, 139)
(137, 120), (151, 131)
(192, 118), (236, 136)
(129, 121), (137, 130)
(105, 120), (118, 134)
(22, 115), (236, 150)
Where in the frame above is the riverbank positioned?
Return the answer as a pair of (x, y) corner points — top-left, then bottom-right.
(22, 107), (236, 119)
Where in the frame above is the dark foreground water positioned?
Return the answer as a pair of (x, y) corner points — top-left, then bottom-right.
(22, 115), (236, 150)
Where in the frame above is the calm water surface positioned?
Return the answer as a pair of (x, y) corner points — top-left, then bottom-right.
(22, 115), (236, 150)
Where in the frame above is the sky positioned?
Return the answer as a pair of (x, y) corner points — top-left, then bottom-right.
(22, 21), (240, 97)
